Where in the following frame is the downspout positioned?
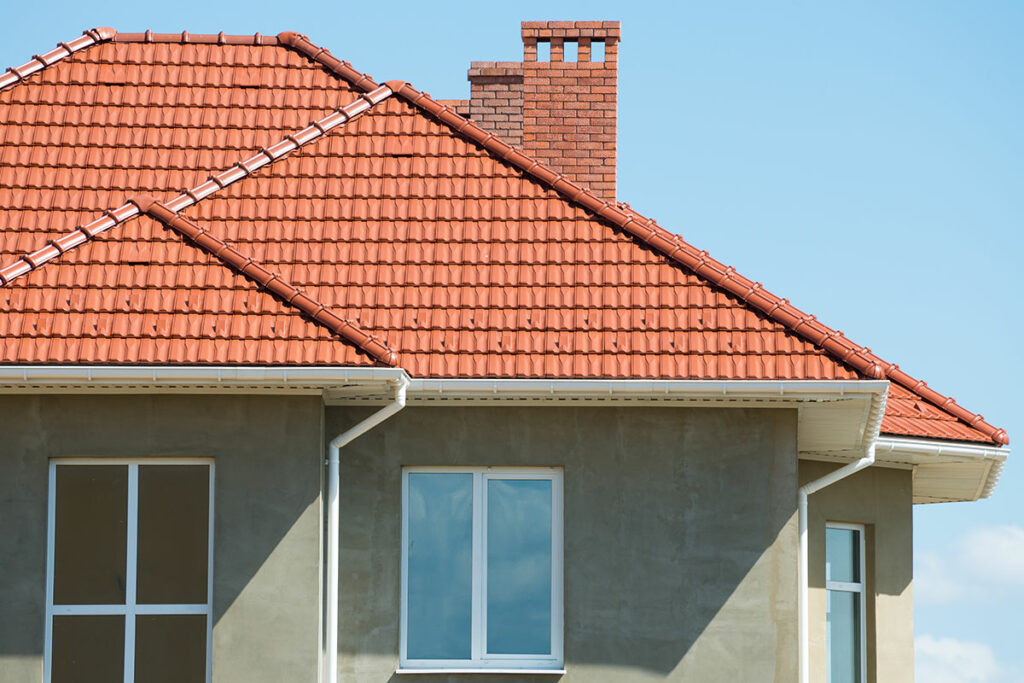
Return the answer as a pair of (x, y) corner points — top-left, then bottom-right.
(798, 386), (887, 683)
(326, 377), (409, 683)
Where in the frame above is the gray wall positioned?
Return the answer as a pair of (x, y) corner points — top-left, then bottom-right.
(330, 405), (800, 682)
(0, 394), (324, 683)
(800, 461), (914, 683)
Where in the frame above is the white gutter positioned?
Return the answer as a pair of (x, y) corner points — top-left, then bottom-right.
(405, 378), (889, 402)
(875, 436), (1008, 500)
(798, 385), (888, 683)
(325, 376), (409, 683)
(0, 365), (408, 392)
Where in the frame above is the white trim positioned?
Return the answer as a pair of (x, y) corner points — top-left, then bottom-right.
(326, 378), (407, 683)
(43, 463), (56, 681)
(400, 467), (564, 672)
(0, 365), (888, 403)
(875, 436), (1008, 499)
(44, 459), (214, 683)
(395, 668), (567, 675)
(123, 464), (138, 683)
(0, 365), (408, 392)
(405, 378), (888, 403)
(799, 386), (887, 683)
(825, 523), (867, 683)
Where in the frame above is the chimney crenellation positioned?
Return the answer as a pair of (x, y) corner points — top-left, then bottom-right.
(466, 21), (620, 200)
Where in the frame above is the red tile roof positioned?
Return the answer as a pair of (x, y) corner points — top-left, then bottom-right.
(0, 28), (1007, 446)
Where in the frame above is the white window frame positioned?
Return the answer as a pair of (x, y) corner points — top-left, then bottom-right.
(825, 522), (867, 683)
(44, 458), (215, 683)
(399, 467), (564, 674)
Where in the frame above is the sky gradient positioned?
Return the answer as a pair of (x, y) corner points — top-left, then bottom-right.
(3, 1), (1021, 679)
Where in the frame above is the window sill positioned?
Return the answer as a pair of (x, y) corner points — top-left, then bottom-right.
(396, 668), (566, 675)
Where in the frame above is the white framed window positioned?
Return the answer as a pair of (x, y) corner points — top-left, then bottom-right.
(44, 459), (214, 683)
(825, 522), (867, 683)
(400, 467), (564, 673)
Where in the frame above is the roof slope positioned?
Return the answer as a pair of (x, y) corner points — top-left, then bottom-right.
(0, 28), (1007, 445)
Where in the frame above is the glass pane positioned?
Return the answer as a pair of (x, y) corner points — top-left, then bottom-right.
(486, 478), (552, 656)
(827, 590), (861, 683)
(51, 614), (124, 683)
(53, 465), (128, 605)
(137, 465), (210, 604)
(406, 473), (473, 660)
(826, 527), (860, 584)
(135, 614), (208, 683)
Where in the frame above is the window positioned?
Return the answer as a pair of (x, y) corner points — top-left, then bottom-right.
(400, 468), (563, 672)
(825, 523), (866, 683)
(45, 459), (214, 683)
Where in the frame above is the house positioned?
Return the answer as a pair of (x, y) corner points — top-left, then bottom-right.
(0, 20), (1009, 683)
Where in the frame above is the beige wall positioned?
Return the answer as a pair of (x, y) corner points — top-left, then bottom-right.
(800, 461), (915, 683)
(0, 394), (324, 683)
(0, 393), (917, 683)
(330, 404), (801, 682)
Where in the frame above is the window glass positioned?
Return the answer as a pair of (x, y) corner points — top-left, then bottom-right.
(825, 525), (865, 683)
(51, 615), (124, 683)
(53, 465), (128, 605)
(487, 478), (552, 655)
(826, 527), (859, 583)
(135, 614), (208, 683)
(47, 461), (213, 683)
(827, 590), (861, 683)
(137, 465), (210, 604)
(406, 472), (473, 660)
(402, 468), (562, 670)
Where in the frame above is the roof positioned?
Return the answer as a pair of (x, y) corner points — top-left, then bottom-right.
(0, 27), (1007, 446)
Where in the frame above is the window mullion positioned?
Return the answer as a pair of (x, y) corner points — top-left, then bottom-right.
(43, 462), (57, 683)
(471, 472), (485, 663)
(123, 463), (139, 683)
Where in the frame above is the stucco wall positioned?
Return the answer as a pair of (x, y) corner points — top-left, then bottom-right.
(0, 394), (324, 683)
(329, 404), (800, 682)
(800, 461), (914, 683)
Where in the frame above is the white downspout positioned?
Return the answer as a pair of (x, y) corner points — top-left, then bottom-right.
(798, 387), (886, 683)
(326, 377), (409, 683)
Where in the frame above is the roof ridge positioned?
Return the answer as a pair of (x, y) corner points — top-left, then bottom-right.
(0, 27), (381, 96)
(113, 31), (279, 45)
(135, 196), (397, 366)
(276, 32), (380, 93)
(0, 83), (394, 288)
(0, 27), (115, 93)
(385, 80), (1008, 446)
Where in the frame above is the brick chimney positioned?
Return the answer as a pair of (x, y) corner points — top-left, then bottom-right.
(466, 21), (620, 199)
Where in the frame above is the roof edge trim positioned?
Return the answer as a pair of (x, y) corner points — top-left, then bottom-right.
(387, 79), (1008, 447)
(138, 197), (398, 366)
(0, 365), (409, 391)
(406, 377), (889, 400)
(0, 27), (114, 93)
(876, 435), (1008, 499)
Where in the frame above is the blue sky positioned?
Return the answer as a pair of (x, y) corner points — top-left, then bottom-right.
(3, 0), (1022, 678)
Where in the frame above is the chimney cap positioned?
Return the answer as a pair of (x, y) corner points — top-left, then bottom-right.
(521, 21), (620, 41)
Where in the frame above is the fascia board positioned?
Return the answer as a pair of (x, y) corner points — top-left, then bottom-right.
(876, 436), (1008, 500)
(0, 365), (410, 392)
(404, 378), (889, 402)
